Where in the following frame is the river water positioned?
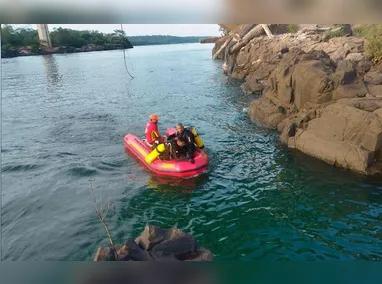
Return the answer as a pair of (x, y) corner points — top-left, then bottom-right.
(1, 43), (381, 261)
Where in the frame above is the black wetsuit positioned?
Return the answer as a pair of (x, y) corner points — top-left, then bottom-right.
(176, 128), (196, 162)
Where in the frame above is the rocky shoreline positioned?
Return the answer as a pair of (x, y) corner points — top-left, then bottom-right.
(213, 25), (382, 176)
(1, 43), (133, 58)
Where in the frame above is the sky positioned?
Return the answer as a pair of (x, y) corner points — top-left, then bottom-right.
(42, 24), (221, 36)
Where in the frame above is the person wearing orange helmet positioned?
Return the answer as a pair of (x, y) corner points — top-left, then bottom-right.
(145, 114), (164, 147)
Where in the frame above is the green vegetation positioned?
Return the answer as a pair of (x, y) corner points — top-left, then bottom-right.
(353, 24), (382, 64)
(1, 25), (210, 57)
(353, 24), (371, 38)
(324, 25), (348, 39)
(286, 24), (298, 34)
(325, 29), (346, 39)
(1, 25), (41, 54)
(1, 25), (132, 51)
(50, 28), (132, 48)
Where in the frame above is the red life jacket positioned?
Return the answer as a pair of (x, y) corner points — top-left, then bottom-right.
(145, 121), (160, 144)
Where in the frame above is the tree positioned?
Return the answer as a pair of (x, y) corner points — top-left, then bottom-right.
(113, 29), (126, 37)
(89, 180), (119, 261)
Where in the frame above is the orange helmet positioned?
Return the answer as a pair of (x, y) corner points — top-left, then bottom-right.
(150, 114), (159, 121)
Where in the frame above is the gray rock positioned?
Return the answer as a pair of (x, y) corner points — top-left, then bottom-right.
(346, 52), (366, 63)
(150, 235), (198, 259)
(334, 60), (356, 85)
(355, 60), (373, 77)
(365, 72), (382, 85)
(135, 225), (199, 260)
(185, 247), (214, 261)
(124, 239), (154, 261)
(135, 225), (171, 251)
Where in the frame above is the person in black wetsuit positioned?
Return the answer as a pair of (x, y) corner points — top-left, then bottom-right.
(175, 123), (196, 164)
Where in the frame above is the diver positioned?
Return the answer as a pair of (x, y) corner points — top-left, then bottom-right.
(175, 123), (196, 164)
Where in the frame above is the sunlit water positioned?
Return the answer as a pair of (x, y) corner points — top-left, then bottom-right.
(2, 43), (381, 260)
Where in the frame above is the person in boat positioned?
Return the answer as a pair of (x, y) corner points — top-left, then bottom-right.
(175, 123), (196, 164)
(159, 137), (193, 163)
(158, 138), (178, 161)
(145, 114), (164, 148)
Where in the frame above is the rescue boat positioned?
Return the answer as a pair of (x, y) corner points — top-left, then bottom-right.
(124, 127), (208, 178)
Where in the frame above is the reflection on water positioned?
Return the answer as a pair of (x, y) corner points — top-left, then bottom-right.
(42, 55), (61, 89)
(146, 174), (209, 193)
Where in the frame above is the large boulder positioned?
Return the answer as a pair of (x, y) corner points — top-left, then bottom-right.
(287, 35), (366, 64)
(248, 49), (371, 129)
(282, 99), (382, 175)
(248, 96), (287, 129)
(248, 49), (335, 128)
(367, 85), (382, 97)
(119, 239), (154, 261)
(345, 52), (366, 63)
(184, 247), (214, 261)
(135, 225), (197, 252)
(365, 72), (382, 85)
(319, 37), (365, 64)
(337, 97), (382, 112)
(331, 60), (368, 99)
(229, 36), (292, 93)
(139, 226), (198, 260)
(269, 49), (337, 109)
(231, 37), (284, 80)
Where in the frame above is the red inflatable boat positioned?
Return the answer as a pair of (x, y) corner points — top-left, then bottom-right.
(124, 128), (208, 178)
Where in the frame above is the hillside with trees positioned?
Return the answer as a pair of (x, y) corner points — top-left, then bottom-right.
(1, 25), (211, 58)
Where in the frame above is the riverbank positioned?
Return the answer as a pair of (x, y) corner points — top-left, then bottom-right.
(214, 24), (382, 176)
(1, 41), (215, 59)
(1, 25), (212, 58)
(1, 43), (134, 58)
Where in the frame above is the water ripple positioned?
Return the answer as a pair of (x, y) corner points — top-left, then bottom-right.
(1, 44), (381, 261)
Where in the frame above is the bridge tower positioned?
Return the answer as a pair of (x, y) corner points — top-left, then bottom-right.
(36, 24), (52, 49)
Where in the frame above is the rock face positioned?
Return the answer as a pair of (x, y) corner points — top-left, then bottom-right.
(226, 30), (368, 94)
(212, 36), (229, 60)
(215, 25), (382, 175)
(248, 49), (382, 175)
(94, 225), (213, 261)
(282, 99), (382, 175)
(248, 50), (369, 127)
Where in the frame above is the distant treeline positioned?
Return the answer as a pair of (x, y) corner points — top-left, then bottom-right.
(1, 25), (133, 52)
(1, 25), (211, 52)
(128, 35), (209, 46)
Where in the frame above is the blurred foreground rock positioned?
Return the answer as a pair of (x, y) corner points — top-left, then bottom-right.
(93, 225), (213, 261)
